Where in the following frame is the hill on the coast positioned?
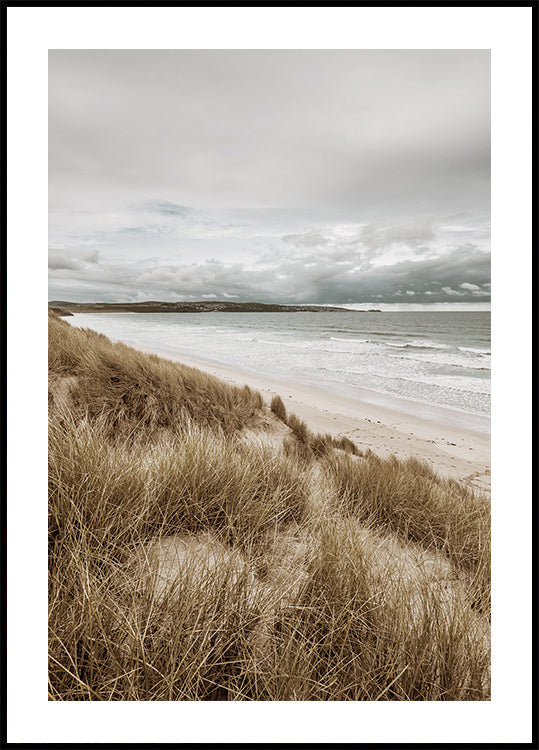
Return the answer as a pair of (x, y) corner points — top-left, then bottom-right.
(48, 300), (381, 314)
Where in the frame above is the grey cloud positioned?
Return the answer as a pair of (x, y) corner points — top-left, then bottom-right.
(49, 241), (490, 306)
(49, 50), (490, 306)
(48, 249), (100, 270)
(49, 50), (489, 219)
(282, 231), (329, 248)
(359, 222), (435, 250)
(48, 255), (81, 271)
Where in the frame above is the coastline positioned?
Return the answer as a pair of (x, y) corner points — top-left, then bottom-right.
(135, 342), (491, 493)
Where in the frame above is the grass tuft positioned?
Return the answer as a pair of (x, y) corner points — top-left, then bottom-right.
(270, 394), (287, 422)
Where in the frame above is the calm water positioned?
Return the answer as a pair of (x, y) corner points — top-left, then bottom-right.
(70, 311), (490, 424)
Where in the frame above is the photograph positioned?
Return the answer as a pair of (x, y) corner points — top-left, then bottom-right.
(47, 48), (492, 702)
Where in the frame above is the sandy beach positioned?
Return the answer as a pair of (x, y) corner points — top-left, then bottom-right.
(138, 345), (491, 494)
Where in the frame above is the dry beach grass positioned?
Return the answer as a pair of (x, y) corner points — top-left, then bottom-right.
(48, 311), (490, 701)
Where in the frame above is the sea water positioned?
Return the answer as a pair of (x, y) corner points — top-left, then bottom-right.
(69, 311), (490, 428)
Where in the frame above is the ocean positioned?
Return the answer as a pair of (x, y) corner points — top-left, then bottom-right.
(69, 311), (490, 429)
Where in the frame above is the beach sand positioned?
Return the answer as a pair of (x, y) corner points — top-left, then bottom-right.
(138, 345), (491, 494)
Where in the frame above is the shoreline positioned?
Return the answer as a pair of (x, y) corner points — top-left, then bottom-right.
(68, 312), (490, 433)
(135, 342), (491, 493)
(152, 344), (490, 434)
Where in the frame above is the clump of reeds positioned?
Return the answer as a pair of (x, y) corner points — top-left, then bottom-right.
(283, 409), (361, 459)
(267, 366), (360, 459)
(270, 394), (287, 422)
(324, 451), (491, 614)
(256, 515), (489, 700)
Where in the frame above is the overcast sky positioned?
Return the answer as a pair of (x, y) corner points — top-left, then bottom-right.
(49, 50), (490, 308)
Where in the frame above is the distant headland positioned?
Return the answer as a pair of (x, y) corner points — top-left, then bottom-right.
(48, 301), (381, 315)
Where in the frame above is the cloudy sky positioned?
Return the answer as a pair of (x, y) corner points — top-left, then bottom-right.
(49, 50), (490, 308)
